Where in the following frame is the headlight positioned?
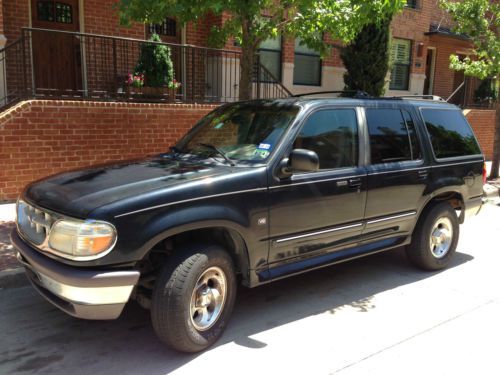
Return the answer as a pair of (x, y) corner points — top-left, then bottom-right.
(48, 219), (117, 260)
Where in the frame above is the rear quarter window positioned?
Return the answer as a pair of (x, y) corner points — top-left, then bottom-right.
(421, 109), (481, 159)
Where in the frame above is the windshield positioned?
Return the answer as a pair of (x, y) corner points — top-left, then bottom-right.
(176, 102), (299, 162)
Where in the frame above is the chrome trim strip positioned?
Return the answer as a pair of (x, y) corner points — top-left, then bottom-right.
(275, 223), (363, 243)
(430, 160), (482, 168)
(270, 175), (361, 190)
(366, 211), (417, 225)
(115, 187), (268, 218)
(367, 166), (427, 175)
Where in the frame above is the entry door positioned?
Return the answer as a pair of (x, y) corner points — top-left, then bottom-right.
(31, 0), (82, 96)
(267, 108), (367, 276)
(423, 48), (435, 95)
(449, 54), (466, 105)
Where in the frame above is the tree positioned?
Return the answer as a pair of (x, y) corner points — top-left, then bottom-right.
(340, 17), (392, 97)
(441, 0), (500, 178)
(117, 0), (405, 100)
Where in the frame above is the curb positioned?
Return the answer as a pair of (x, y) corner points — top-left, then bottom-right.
(0, 268), (29, 289)
(484, 183), (500, 201)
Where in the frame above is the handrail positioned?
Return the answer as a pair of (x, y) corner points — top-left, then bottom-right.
(0, 36), (23, 53)
(256, 61), (293, 97)
(446, 81), (465, 102)
(0, 27), (291, 110)
(21, 27), (244, 55)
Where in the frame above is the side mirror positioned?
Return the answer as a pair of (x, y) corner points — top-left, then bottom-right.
(278, 149), (319, 178)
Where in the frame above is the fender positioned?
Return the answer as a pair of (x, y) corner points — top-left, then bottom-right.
(111, 202), (263, 268)
(416, 185), (465, 227)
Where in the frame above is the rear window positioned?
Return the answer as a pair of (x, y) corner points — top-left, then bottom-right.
(421, 109), (481, 159)
(366, 108), (422, 164)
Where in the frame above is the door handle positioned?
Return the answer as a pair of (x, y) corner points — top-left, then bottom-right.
(417, 170), (429, 180)
(349, 178), (362, 188)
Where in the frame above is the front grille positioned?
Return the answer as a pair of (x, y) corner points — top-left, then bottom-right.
(17, 201), (56, 246)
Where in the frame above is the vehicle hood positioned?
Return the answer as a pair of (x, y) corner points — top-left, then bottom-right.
(24, 156), (232, 218)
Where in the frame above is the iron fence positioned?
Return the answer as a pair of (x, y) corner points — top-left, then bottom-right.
(0, 27), (291, 110)
(447, 76), (496, 109)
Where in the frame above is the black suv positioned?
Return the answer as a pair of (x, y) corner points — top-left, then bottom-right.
(12, 96), (485, 352)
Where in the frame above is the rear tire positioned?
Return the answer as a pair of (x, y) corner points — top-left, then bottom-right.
(406, 202), (459, 271)
(151, 244), (236, 353)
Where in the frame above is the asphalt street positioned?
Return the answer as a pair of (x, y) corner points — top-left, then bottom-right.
(1, 202), (499, 375)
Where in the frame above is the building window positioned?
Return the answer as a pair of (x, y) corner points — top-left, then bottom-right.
(37, 1), (72, 23)
(148, 18), (177, 37)
(37, 1), (55, 22)
(405, 0), (419, 9)
(293, 38), (321, 86)
(55, 3), (72, 24)
(390, 39), (412, 91)
(258, 37), (282, 81)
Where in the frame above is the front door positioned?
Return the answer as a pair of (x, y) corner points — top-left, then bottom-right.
(449, 54), (466, 105)
(423, 48), (435, 95)
(31, 0), (82, 96)
(265, 108), (367, 280)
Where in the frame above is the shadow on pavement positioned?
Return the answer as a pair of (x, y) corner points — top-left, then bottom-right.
(0, 247), (473, 374)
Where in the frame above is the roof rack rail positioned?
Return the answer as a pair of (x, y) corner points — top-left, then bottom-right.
(388, 95), (445, 101)
(292, 90), (370, 99)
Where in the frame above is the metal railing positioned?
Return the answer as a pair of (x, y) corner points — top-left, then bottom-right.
(447, 76), (496, 109)
(0, 27), (291, 110)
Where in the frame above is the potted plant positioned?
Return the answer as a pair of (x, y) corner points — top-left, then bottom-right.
(133, 33), (174, 98)
(124, 73), (144, 96)
(167, 79), (181, 102)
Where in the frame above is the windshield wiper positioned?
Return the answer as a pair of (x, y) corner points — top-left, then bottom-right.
(170, 146), (184, 154)
(197, 143), (235, 166)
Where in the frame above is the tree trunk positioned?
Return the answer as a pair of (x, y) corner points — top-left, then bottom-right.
(490, 100), (500, 179)
(238, 21), (255, 100)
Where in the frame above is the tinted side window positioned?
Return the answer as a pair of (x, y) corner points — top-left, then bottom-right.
(402, 110), (422, 160)
(421, 109), (481, 159)
(367, 109), (422, 164)
(294, 109), (358, 169)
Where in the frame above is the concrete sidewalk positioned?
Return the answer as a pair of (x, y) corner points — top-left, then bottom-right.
(0, 203), (25, 288)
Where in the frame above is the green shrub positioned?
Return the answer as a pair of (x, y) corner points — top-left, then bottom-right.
(340, 18), (391, 97)
(135, 33), (174, 87)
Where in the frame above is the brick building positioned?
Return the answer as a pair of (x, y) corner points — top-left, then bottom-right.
(0, 0), (496, 200)
(0, 0), (484, 101)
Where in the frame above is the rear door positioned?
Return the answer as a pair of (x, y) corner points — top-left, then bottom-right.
(266, 107), (367, 278)
(362, 106), (429, 242)
(420, 107), (484, 217)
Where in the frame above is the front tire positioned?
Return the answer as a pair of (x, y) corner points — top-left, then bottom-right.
(151, 245), (236, 353)
(406, 202), (459, 271)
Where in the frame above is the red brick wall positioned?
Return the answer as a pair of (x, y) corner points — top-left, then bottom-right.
(83, 0), (144, 38)
(0, 100), (218, 200)
(2, 0), (29, 42)
(465, 109), (496, 161)
(427, 34), (471, 99)
(391, 5), (433, 76)
(0, 0), (4, 36)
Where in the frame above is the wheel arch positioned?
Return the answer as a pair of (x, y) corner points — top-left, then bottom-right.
(418, 190), (465, 226)
(140, 220), (252, 286)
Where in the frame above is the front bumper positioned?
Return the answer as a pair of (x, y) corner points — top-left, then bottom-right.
(10, 230), (140, 320)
